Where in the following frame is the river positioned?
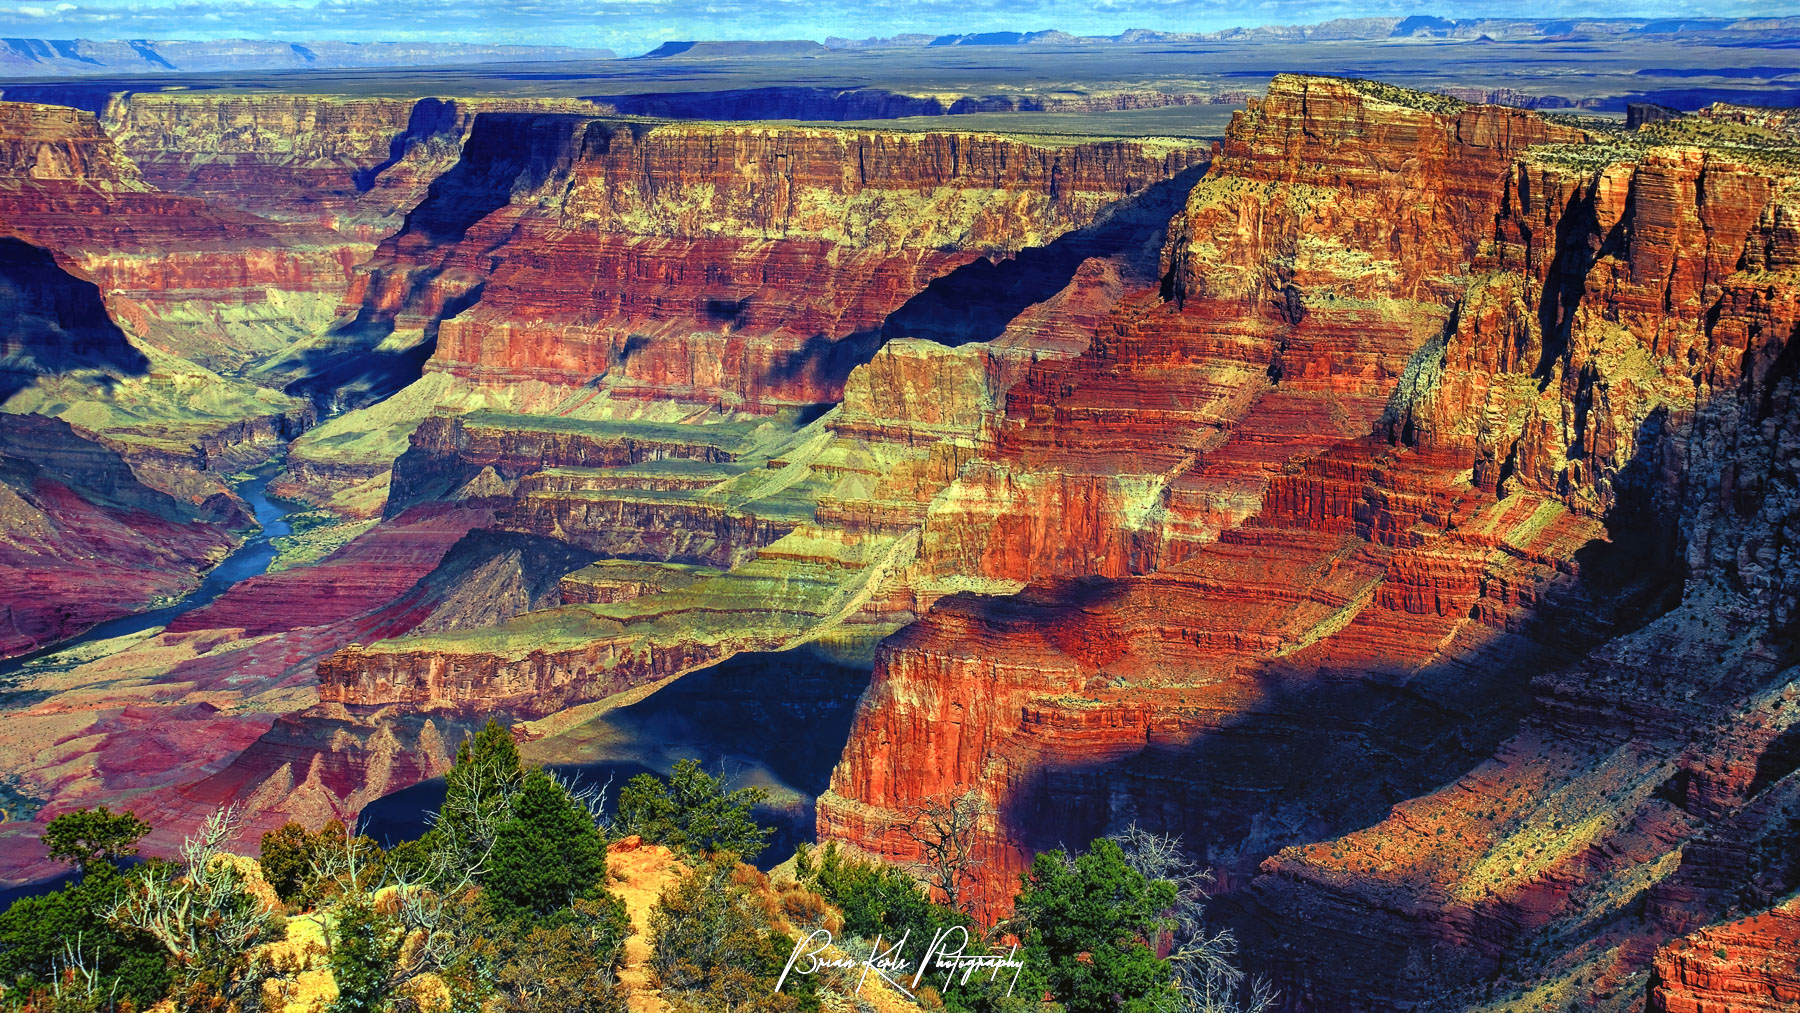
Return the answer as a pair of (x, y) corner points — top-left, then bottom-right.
(0, 471), (302, 906)
(0, 467), (301, 681)
(1, 475), (873, 881)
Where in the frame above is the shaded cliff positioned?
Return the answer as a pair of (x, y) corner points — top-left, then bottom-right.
(0, 235), (149, 401)
(328, 113), (1207, 408)
(232, 121), (1204, 828)
(100, 93), (609, 242)
(0, 100), (362, 377)
(819, 77), (1800, 1009)
(595, 86), (1246, 121)
(0, 101), (339, 654)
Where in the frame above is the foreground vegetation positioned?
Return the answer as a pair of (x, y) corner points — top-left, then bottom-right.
(0, 723), (1267, 1013)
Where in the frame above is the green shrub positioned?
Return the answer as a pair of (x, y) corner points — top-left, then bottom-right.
(1008, 839), (1177, 1013)
(260, 819), (382, 908)
(327, 891), (402, 1013)
(482, 918), (631, 1013)
(649, 856), (813, 1013)
(617, 759), (772, 861)
(485, 768), (614, 923)
(796, 842), (969, 947)
(41, 807), (151, 875)
(0, 867), (172, 1007)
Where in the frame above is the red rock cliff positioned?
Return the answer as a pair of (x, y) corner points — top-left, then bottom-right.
(821, 76), (1800, 1010)
(0, 100), (363, 373)
(344, 113), (1206, 410)
(101, 93), (606, 241)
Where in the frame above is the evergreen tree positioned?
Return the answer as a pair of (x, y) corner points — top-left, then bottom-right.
(327, 891), (401, 1013)
(485, 768), (612, 922)
(0, 867), (172, 1006)
(648, 856), (812, 1013)
(0, 808), (169, 1004)
(41, 806), (151, 874)
(796, 841), (970, 946)
(260, 818), (369, 907)
(616, 759), (772, 860)
(1009, 839), (1178, 1013)
(427, 720), (526, 879)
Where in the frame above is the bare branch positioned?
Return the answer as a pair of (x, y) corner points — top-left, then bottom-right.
(885, 788), (991, 912)
(553, 769), (614, 832)
(105, 805), (276, 1000)
(1107, 824), (1271, 1011)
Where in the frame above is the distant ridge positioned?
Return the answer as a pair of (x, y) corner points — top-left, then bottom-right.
(637, 40), (826, 59)
(0, 38), (614, 76)
(825, 15), (1800, 49)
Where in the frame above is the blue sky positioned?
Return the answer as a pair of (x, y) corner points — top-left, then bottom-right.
(0, 1), (1783, 55)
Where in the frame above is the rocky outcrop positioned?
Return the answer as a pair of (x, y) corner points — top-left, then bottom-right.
(0, 413), (243, 658)
(101, 94), (607, 241)
(819, 75), (1800, 1009)
(166, 503), (492, 637)
(0, 101), (148, 186)
(0, 100), (363, 375)
(917, 77), (1582, 587)
(387, 413), (740, 514)
(1216, 132), (1800, 1008)
(341, 113), (1206, 411)
(1651, 895), (1800, 1013)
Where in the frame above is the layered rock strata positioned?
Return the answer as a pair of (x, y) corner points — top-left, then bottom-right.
(0, 413), (245, 658)
(341, 113), (1204, 407)
(17, 70), (1799, 1013)
(1650, 896), (1800, 1013)
(0, 101), (363, 377)
(101, 94), (607, 242)
(820, 76), (1800, 1010)
(0, 102), (339, 653)
(0, 501), (496, 881)
(279, 111), (1203, 508)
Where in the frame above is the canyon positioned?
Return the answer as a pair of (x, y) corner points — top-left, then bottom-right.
(0, 56), (1796, 1013)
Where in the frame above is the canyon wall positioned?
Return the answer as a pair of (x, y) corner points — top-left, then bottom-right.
(278, 110), (1205, 504)
(0, 413), (246, 657)
(0, 101), (344, 652)
(820, 77), (1800, 1008)
(347, 112), (1206, 407)
(9, 70), (1796, 1012)
(101, 93), (608, 242)
(0, 100), (361, 376)
(1650, 896), (1800, 1013)
(183, 114), (1209, 838)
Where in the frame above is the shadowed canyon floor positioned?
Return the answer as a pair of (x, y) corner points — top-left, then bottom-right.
(1, 47), (1798, 1013)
